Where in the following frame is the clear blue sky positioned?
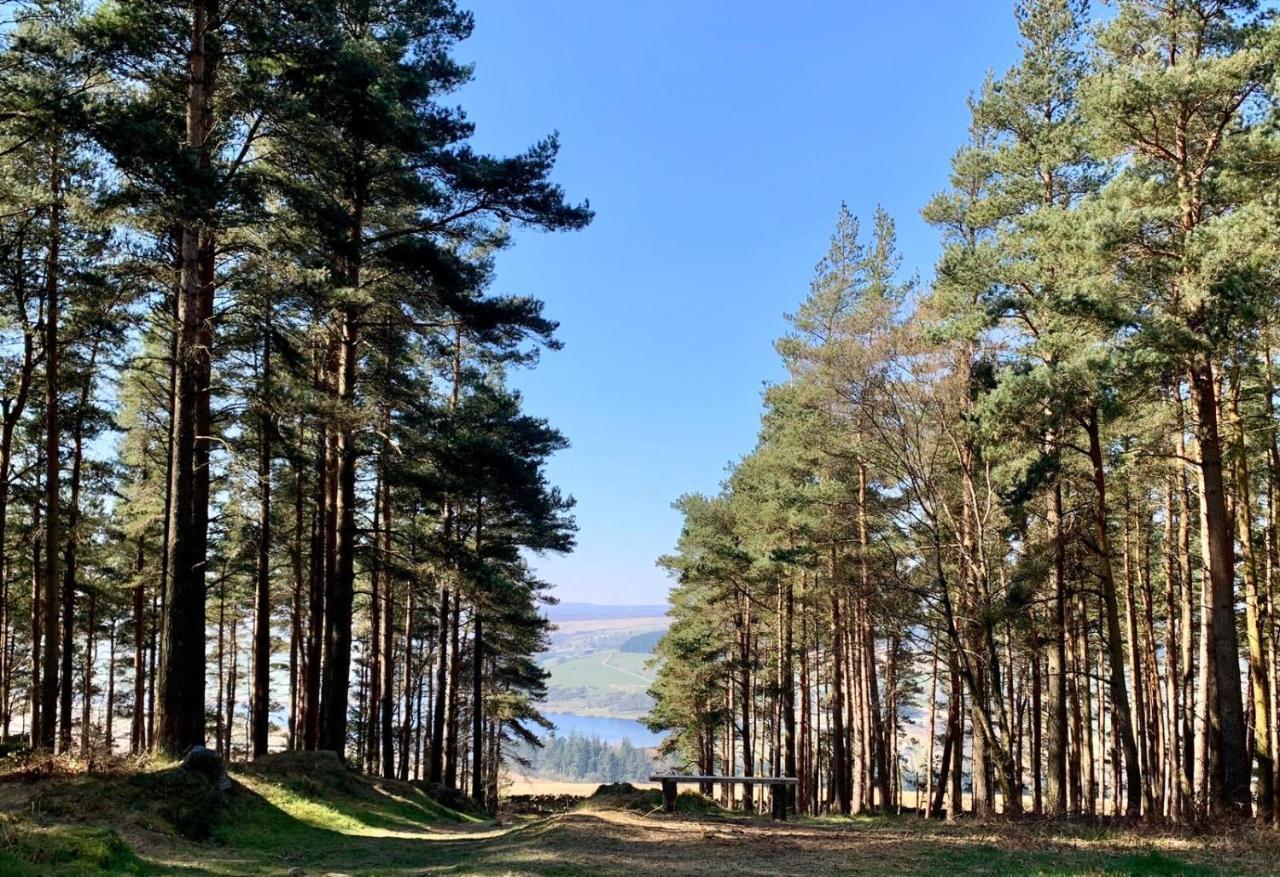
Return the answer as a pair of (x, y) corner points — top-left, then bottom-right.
(454, 1), (1022, 605)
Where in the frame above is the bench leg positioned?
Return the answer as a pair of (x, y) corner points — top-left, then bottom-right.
(771, 784), (786, 821)
(662, 780), (677, 814)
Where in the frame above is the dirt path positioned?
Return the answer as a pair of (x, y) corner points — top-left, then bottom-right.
(600, 650), (654, 683)
(7, 770), (1280, 877)
(426, 809), (1280, 877)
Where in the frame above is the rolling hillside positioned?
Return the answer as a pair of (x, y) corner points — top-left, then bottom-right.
(539, 604), (668, 720)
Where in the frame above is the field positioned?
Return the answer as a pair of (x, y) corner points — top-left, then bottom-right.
(4, 757), (1280, 876)
(540, 612), (667, 720)
(502, 774), (658, 797)
(547, 650), (656, 688)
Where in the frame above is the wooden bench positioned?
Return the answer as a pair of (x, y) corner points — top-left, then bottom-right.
(649, 774), (799, 820)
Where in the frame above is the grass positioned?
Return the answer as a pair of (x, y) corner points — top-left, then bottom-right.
(546, 649), (655, 690)
(0, 814), (151, 876)
(3, 757), (1279, 875)
(0, 751), (487, 875)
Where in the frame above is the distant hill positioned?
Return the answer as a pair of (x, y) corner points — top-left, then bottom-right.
(539, 603), (669, 720)
(619, 630), (664, 654)
(544, 602), (669, 622)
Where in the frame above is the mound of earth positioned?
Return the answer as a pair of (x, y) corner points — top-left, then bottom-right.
(502, 792), (580, 815)
(582, 782), (720, 815)
(27, 758), (229, 841)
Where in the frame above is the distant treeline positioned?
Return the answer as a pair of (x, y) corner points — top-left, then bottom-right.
(513, 734), (653, 783)
(619, 632), (663, 654)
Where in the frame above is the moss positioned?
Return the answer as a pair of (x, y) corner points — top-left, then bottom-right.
(30, 764), (226, 841)
(0, 813), (152, 875)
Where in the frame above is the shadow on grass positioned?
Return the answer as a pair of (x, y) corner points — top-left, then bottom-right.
(3, 765), (1259, 877)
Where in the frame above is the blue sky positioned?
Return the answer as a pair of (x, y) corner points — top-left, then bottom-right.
(454, 1), (1023, 605)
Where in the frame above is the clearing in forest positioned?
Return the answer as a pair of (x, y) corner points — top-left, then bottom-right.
(2, 759), (1278, 876)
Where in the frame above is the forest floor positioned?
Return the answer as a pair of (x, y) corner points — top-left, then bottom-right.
(2, 756), (1279, 876)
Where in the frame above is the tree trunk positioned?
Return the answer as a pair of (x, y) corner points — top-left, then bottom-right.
(380, 469), (395, 778)
(828, 573), (851, 814)
(444, 598), (461, 788)
(39, 140), (60, 753)
(1176, 393), (1198, 818)
(1083, 406), (1143, 817)
(288, 459), (304, 749)
(1046, 484), (1069, 815)
(429, 586), (449, 783)
(366, 463), (382, 773)
(1230, 371), (1274, 815)
(251, 329), (272, 759)
(303, 411), (326, 751)
(1188, 360), (1251, 812)
(1122, 486), (1152, 815)
(131, 539), (146, 755)
(106, 619), (116, 753)
(80, 590), (95, 754)
(59, 345), (95, 753)
(782, 570), (797, 812)
(158, 0), (216, 756)
(471, 612), (484, 802)
(0, 314), (34, 740)
(320, 300), (360, 758)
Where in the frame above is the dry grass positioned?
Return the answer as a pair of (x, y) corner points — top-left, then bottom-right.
(503, 773), (658, 797)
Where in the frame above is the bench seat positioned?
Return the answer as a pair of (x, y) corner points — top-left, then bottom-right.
(648, 775), (798, 819)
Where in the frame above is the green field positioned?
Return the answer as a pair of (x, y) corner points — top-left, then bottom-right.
(547, 650), (655, 690)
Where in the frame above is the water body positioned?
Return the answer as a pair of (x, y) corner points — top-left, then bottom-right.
(544, 712), (664, 748)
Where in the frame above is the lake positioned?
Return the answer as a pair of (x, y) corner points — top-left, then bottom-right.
(543, 712), (665, 748)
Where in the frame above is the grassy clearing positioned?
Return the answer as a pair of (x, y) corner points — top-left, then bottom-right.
(3, 759), (1279, 875)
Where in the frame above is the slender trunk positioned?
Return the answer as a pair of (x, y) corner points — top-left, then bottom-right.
(251, 328), (272, 759)
(320, 300), (360, 758)
(0, 318), (34, 740)
(1188, 362), (1251, 811)
(303, 412), (325, 750)
(429, 586), (449, 783)
(828, 568), (851, 814)
(1176, 394), (1198, 818)
(1163, 477), (1183, 819)
(106, 620), (116, 753)
(1083, 406), (1142, 816)
(288, 460), (304, 749)
(225, 609), (238, 760)
(738, 600), (754, 811)
(1230, 371), (1274, 815)
(59, 346), (95, 752)
(30, 491), (42, 747)
(39, 141), (61, 752)
(399, 588), (415, 781)
(471, 498), (485, 803)
(380, 470), (395, 778)
(471, 612), (483, 803)
(1046, 484), (1069, 815)
(367, 464), (382, 773)
(131, 539), (146, 754)
(948, 656), (963, 819)
(444, 598), (462, 787)
(1122, 485), (1152, 815)
(80, 591), (95, 753)
(782, 570), (796, 812)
